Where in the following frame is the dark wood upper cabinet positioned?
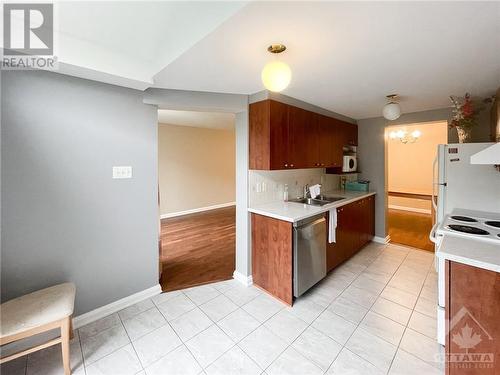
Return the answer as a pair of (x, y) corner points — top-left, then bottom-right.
(269, 100), (289, 170)
(336, 119), (358, 147)
(249, 99), (357, 170)
(249, 100), (289, 170)
(288, 106), (316, 169)
(317, 115), (343, 168)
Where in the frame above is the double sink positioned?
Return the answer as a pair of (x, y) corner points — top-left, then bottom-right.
(289, 195), (345, 206)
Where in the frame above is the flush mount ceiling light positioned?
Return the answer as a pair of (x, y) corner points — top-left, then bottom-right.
(261, 44), (291, 92)
(389, 129), (421, 144)
(383, 94), (402, 121)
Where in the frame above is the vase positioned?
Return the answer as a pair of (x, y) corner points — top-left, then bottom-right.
(456, 126), (472, 143)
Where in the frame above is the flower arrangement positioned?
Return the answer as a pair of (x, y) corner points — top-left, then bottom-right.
(450, 93), (484, 129)
(449, 93), (485, 143)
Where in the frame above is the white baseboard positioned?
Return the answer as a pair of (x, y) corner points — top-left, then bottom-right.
(388, 204), (431, 215)
(160, 202), (236, 219)
(233, 271), (253, 287)
(373, 235), (390, 245)
(73, 284), (162, 329)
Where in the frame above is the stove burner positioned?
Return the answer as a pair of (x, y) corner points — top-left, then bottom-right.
(448, 224), (489, 235)
(450, 215), (478, 223)
(485, 221), (500, 229)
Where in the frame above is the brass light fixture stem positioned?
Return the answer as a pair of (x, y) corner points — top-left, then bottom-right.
(267, 44), (286, 54)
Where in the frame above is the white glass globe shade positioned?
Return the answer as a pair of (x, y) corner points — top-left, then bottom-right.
(261, 61), (291, 92)
(383, 102), (401, 121)
(411, 130), (422, 138)
(396, 130), (406, 139)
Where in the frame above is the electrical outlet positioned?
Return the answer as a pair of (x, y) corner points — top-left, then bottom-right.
(113, 166), (132, 179)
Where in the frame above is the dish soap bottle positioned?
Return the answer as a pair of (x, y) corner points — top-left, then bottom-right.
(283, 184), (289, 202)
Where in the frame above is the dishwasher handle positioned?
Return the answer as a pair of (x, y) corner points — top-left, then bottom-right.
(295, 217), (326, 240)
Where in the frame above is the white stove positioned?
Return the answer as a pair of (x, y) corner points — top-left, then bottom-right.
(434, 208), (500, 346)
(437, 209), (500, 244)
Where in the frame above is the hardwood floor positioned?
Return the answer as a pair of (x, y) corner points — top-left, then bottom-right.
(387, 208), (434, 251)
(160, 206), (235, 292)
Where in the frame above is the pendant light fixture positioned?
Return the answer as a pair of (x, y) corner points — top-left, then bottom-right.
(261, 44), (291, 92)
(382, 94), (401, 121)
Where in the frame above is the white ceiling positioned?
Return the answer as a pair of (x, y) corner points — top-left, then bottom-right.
(158, 109), (235, 130)
(45, 1), (246, 89)
(152, 1), (500, 119)
(12, 1), (499, 119)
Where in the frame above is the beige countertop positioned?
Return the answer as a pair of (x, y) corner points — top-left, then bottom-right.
(248, 190), (376, 223)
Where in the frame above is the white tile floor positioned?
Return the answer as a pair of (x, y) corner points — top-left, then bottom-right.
(1, 242), (444, 375)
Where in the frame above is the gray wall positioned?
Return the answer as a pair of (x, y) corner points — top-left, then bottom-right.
(1, 70), (159, 315)
(357, 106), (493, 238)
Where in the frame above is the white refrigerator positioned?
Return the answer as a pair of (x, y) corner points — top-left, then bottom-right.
(431, 142), (500, 226)
(430, 142), (500, 345)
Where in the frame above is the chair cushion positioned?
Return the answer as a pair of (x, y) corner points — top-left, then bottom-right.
(1, 283), (76, 338)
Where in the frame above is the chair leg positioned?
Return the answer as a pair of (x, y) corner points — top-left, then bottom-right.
(61, 317), (71, 375)
(69, 316), (74, 340)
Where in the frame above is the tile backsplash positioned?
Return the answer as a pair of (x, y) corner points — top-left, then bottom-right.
(249, 169), (358, 206)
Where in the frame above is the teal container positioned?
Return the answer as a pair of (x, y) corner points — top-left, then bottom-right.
(345, 181), (370, 192)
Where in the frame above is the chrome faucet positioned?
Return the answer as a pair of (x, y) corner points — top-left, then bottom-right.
(303, 184), (310, 198)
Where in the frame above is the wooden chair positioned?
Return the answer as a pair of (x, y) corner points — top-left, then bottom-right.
(0, 283), (76, 375)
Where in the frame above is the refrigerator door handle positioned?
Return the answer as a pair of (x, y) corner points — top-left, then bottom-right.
(432, 156), (438, 211)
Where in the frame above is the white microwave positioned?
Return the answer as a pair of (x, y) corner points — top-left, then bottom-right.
(342, 155), (357, 172)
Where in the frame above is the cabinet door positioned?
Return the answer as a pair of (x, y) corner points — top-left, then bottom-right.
(446, 261), (500, 375)
(340, 202), (355, 256)
(288, 106), (316, 168)
(353, 199), (364, 252)
(269, 100), (290, 170)
(336, 120), (358, 147)
(252, 213), (293, 305)
(317, 115), (342, 168)
(346, 123), (358, 146)
(330, 118), (344, 168)
(327, 207), (352, 271)
(367, 195), (375, 240)
(327, 209), (344, 271)
(249, 100), (270, 170)
(316, 115), (330, 168)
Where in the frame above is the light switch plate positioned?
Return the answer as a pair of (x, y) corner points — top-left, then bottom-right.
(113, 166), (132, 179)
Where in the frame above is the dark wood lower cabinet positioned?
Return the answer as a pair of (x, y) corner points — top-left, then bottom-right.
(326, 195), (375, 272)
(252, 195), (375, 305)
(445, 261), (500, 375)
(251, 213), (293, 305)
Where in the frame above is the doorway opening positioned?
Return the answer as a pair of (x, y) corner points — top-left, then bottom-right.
(385, 121), (448, 251)
(157, 109), (236, 292)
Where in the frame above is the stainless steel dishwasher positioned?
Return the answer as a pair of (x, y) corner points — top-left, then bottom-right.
(293, 214), (327, 297)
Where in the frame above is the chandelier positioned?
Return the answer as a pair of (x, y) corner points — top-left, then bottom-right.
(389, 129), (421, 144)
